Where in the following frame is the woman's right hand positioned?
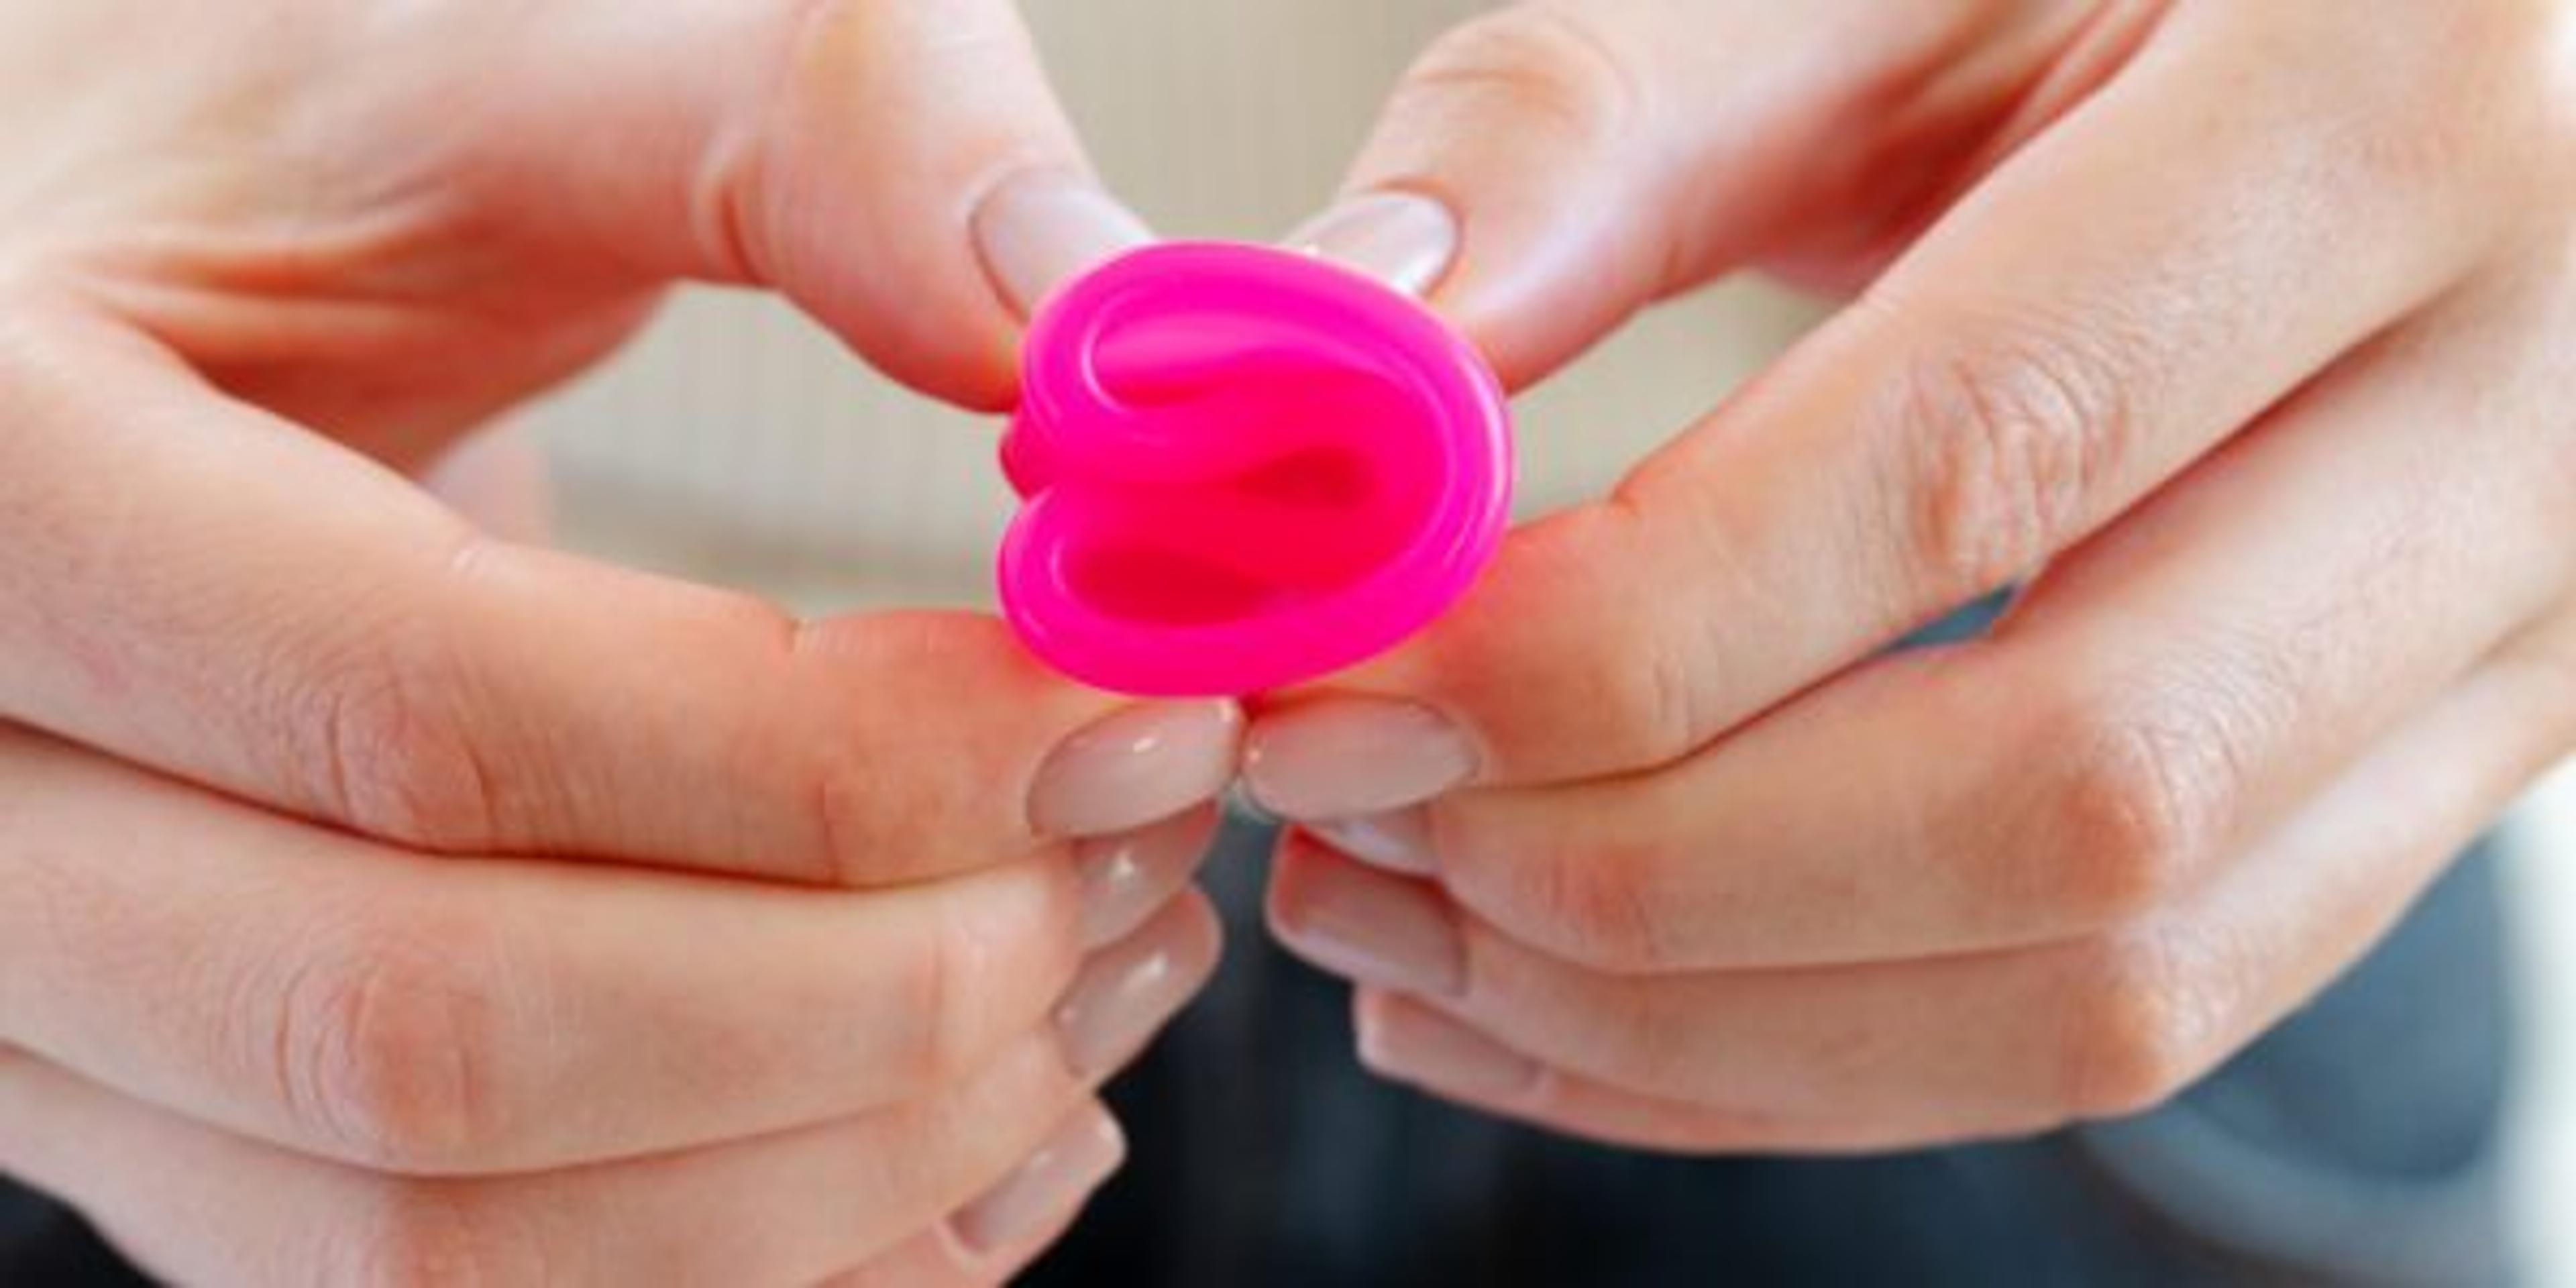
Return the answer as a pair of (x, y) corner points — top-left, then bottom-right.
(0, 1), (1238, 1282)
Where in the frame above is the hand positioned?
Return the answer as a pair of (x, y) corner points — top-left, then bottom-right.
(0, 2), (1236, 1282)
(1252, 0), (2576, 1152)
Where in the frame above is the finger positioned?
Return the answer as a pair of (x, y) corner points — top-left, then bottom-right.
(1270, 837), (2072, 1141)
(0, 1034), (1123, 1287)
(1073, 804), (1224, 951)
(1284, 636), (2575, 1145)
(830, 1113), (1124, 1288)
(1342, 261), (2576, 971)
(1293, 0), (2111, 382)
(437, 0), (1147, 407)
(824, 900), (1223, 1287)
(1250, 1), (2541, 804)
(0, 724), (1222, 1174)
(0, 320), (1240, 883)
(1353, 991), (1902, 1155)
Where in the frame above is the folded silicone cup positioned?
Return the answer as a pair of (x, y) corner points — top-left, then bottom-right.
(998, 241), (1513, 696)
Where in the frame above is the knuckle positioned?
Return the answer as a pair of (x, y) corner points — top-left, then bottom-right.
(266, 915), (506, 1171)
(294, 604), (499, 851)
(806, 738), (885, 888)
(2053, 935), (2228, 1119)
(1414, 501), (1720, 775)
(902, 864), (1081, 1090)
(322, 1181), (549, 1288)
(1591, 987), (1703, 1092)
(1502, 838), (1674, 973)
(1397, 5), (1645, 147)
(1535, 501), (1719, 769)
(1619, 597), (1722, 769)
(1884, 318), (2135, 600)
(2312, 1), (2530, 186)
(2020, 682), (2237, 927)
(788, 612), (979, 887)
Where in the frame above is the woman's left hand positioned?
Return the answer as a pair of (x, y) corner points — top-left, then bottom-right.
(1246, 0), (2576, 1150)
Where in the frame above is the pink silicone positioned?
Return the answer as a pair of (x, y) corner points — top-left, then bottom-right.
(998, 241), (1513, 696)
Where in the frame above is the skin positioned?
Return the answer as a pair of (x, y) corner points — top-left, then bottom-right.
(8, 0), (2570, 1273)
(0, 1), (1234, 1283)
(1260, 0), (2576, 1151)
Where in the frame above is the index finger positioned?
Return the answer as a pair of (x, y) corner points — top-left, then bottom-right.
(1248, 1), (2530, 806)
(0, 311), (1238, 883)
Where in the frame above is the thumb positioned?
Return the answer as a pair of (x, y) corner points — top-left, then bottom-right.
(1289, 0), (2110, 388)
(460, 0), (1145, 409)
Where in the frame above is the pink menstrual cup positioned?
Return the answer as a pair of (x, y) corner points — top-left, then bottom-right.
(998, 241), (1513, 696)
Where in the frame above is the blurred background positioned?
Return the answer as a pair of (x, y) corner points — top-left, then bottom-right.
(517, 1), (2576, 1277)
(2516, 765), (2576, 1280)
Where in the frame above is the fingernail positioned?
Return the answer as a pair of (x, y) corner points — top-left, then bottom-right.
(1358, 994), (1539, 1100)
(1053, 898), (1221, 1079)
(1242, 698), (1476, 820)
(1307, 808), (1438, 877)
(974, 170), (1155, 319)
(1286, 191), (1461, 298)
(1073, 806), (1218, 949)
(951, 1103), (1126, 1256)
(1030, 701), (1242, 839)
(1269, 839), (1464, 997)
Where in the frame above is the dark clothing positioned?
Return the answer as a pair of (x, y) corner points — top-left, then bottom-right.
(0, 1193), (151, 1287)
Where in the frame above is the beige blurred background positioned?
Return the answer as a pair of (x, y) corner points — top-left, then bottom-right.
(517, 1), (2576, 1278)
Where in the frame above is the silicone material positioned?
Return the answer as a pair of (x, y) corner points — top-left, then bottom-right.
(998, 241), (1513, 696)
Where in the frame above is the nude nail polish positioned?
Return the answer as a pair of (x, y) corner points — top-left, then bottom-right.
(1287, 191), (1462, 298)
(950, 1105), (1126, 1255)
(1029, 701), (1242, 839)
(1053, 898), (1222, 1079)
(1072, 805), (1220, 949)
(975, 170), (1155, 319)
(1244, 698), (1476, 820)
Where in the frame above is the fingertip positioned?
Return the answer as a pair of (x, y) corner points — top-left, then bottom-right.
(973, 168), (1156, 323)
(1026, 699), (1243, 841)
(1352, 990), (1542, 1103)
(1071, 802), (1222, 950)
(947, 1100), (1126, 1260)
(739, 0), (1122, 410)
(1318, 7), (1682, 388)
(1285, 190), (1462, 299)
(1290, 170), (1654, 390)
(1051, 891), (1223, 1081)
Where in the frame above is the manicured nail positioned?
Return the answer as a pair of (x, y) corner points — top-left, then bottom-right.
(1357, 994), (1539, 1100)
(1306, 808), (1438, 877)
(1053, 897), (1221, 1079)
(951, 1103), (1126, 1256)
(974, 170), (1155, 319)
(1286, 191), (1461, 298)
(1269, 838), (1464, 997)
(1242, 698), (1476, 820)
(1030, 701), (1242, 839)
(1073, 806), (1219, 949)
